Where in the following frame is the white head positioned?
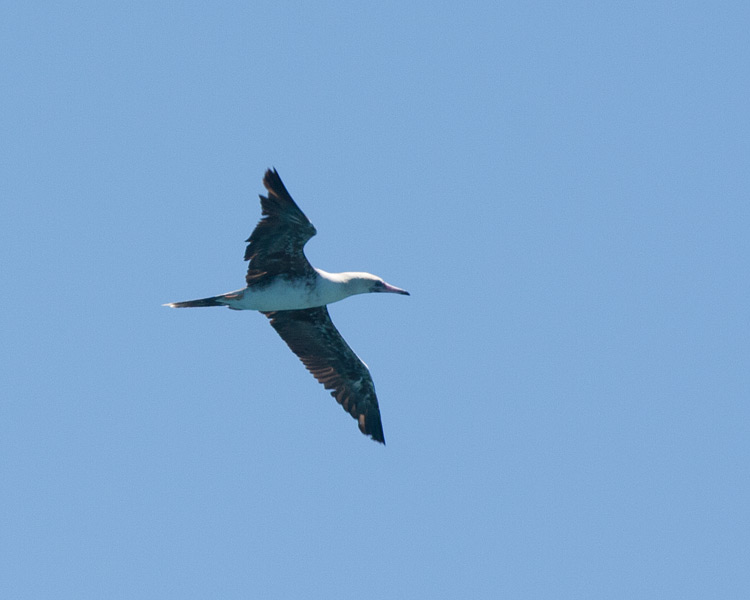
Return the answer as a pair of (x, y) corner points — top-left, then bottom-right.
(343, 272), (410, 297)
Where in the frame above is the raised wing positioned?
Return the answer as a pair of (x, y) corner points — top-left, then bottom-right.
(263, 307), (386, 444)
(245, 169), (317, 286)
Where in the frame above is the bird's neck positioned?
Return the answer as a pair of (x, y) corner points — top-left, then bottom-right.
(315, 269), (371, 298)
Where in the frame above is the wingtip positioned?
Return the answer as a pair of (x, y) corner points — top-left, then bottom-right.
(262, 167), (282, 189)
(371, 424), (386, 445)
(360, 414), (386, 444)
(262, 168), (293, 201)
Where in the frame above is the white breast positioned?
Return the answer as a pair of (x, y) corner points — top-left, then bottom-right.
(219, 271), (352, 311)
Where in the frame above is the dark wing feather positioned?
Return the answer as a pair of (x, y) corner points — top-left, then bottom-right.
(245, 169), (317, 286)
(263, 307), (385, 444)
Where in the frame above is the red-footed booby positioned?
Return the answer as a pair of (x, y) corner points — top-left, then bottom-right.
(165, 169), (409, 444)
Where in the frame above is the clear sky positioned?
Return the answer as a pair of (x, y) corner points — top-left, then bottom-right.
(2, 2), (749, 598)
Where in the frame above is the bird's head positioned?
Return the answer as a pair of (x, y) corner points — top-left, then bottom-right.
(346, 272), (410, 297)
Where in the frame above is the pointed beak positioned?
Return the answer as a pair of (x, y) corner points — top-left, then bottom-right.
(381, 282), (410, 296)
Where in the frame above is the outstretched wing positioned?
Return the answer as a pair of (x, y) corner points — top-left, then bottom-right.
(245, 169), (317, 286)
(263, 307), (386, 444)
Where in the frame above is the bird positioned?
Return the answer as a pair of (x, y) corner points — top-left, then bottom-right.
(165, 169), (409, 444)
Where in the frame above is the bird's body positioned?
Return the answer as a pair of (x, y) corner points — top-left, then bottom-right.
(165, 169), (408, 443)
(172, 269), (392, 312)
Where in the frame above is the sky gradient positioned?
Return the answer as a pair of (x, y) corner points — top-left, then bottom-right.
(2, 2), (749, 598)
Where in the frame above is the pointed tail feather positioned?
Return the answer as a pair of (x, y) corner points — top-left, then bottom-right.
(164, 295), (225, 308)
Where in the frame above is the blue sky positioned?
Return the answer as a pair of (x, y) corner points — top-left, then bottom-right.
(2, 2), (749, 598)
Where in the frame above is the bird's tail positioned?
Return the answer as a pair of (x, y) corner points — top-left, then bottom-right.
(164, 295), (225, 308)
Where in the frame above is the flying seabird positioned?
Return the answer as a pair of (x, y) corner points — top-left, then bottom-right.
(165, 169), (409, 444)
